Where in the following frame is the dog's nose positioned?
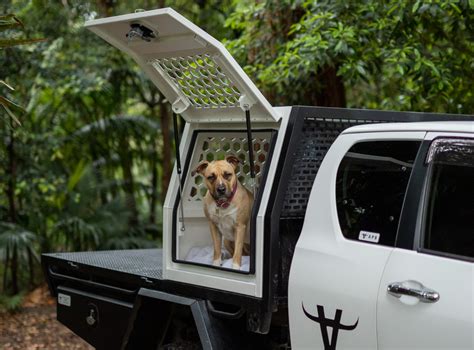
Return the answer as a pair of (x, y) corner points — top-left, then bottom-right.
(217, 185), (226, 194)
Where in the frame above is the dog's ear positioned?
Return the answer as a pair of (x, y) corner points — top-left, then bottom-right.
(191, 161), (209, 176)
(225, 155), (240, 169)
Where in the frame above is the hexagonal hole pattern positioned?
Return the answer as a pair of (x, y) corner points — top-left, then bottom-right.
(151, 54), (241, 109)
(185, 133), (272, 201)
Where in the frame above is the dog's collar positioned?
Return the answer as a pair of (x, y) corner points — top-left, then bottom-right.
(213, 182), (238, 209)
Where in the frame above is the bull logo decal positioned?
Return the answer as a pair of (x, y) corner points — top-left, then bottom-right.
(302, 303), (359, 350)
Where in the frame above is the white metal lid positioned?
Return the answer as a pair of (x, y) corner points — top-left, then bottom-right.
(85, 8), (280, 123)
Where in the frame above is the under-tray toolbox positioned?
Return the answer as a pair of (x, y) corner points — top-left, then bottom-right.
(56, 285), (133, 350)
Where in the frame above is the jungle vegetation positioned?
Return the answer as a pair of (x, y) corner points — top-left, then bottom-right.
(1, 0), (472, 306)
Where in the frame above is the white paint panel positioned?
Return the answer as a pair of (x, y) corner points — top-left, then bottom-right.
(289, 131), (425, 349)
(344, 121), (474, 135)
(378, 249), (473, 349)
(85, 8), (280, 123)
(163, 107), (290, 297)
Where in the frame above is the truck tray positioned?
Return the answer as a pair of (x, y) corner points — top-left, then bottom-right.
(44, 249), (163, 279)
(43, 249), (164, 298)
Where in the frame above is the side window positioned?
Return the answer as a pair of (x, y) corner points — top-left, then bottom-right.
(423, 138), (474, 259)
(336, 141), (421, 246)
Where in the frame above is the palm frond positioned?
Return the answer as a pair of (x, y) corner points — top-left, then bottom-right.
(53, 216), (104, 251)
(0, 80), (14, 91)
(73, 115), (160, 140)
(0, 293), (25, 312)
(0, 14), (23, 31)
(1, 96), (23, 125)
(0, 223), (37, 252)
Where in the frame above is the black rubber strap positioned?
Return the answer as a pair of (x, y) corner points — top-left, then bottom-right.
(245, 109), (256, 179)
(173, 113), (182, 174)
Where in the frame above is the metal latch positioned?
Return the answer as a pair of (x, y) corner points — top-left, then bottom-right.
(86, 304), (98, 327)
(126, 23), (156, 42)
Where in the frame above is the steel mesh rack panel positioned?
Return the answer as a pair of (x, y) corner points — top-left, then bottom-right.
(279, 106), (474, 219)
(280, 116), (382, 218)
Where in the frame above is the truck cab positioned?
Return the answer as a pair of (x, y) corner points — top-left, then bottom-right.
(290, 122), (474, 349)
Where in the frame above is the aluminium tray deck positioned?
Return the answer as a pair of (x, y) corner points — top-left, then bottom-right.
(43, 249), (164, 296)
(44, 249), (163, 280)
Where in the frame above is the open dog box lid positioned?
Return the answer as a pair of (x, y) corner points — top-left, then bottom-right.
(85, 8), (280, 123)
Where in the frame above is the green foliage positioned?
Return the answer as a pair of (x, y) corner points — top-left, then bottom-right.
(0, 13), (45, 124)
(226, 0), (474, 113)
(0, 292), (24, 312)
(0, 0), (232, 296)
(0, 222), (38, 253)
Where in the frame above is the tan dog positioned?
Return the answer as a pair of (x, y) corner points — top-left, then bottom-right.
(192, 155), (253, 269)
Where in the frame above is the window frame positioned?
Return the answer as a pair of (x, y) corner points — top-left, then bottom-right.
(417, 137), (474, 263)
(335, 139), (423, 248)
(171, 128), (278, 275)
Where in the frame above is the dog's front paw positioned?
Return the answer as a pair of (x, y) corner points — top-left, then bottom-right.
(213, 258), (222, 266)
(232, 263), (241, 270)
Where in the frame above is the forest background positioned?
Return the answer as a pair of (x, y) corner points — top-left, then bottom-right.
(1, 0), (472, 307)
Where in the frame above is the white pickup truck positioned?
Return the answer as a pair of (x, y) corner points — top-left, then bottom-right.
(42, 8), (474, 350)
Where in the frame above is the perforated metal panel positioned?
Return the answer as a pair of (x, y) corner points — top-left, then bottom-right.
(86, 9), (280, 122)
(151, 54), (241, 109)
(186, 131), (273, 202)
(44, 249), (163, 280)
(281, 117), (380, 218)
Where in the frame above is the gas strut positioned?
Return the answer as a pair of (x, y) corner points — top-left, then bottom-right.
(245, 108), (256, 193)
(173, 113), (185, 231)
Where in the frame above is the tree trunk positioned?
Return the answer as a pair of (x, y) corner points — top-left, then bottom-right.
(28, 248), (34, 287)
(7, 117), (19, 294)
(11, 245), (18, 294)
(7, 120), (16, 223)
(3, 245), (9, 292)
(90, 145), (108, 205)
(96, 0), (114, 17)
(314, 65), (346, 107)
(119, 138), (139, 226)
(160, 100), (172, 199)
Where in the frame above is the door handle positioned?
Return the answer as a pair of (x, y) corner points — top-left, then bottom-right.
(387, 281), (440, 303)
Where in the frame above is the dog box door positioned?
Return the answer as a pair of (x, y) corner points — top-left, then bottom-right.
(85, 8), (280, 123)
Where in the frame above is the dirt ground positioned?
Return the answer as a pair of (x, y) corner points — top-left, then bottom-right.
(0, 285), (93, 350)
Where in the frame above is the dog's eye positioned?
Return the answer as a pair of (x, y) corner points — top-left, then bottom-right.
(223, 172), (232, 180)
(207, 175), (216, 181)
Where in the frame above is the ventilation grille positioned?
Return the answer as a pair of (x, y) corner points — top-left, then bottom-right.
(186, 131), (272, 202)
(151, 54), (241, 109)
(281, 117), (381, 218)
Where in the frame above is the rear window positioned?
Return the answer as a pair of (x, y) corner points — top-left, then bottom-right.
(336, 141), (421, 246)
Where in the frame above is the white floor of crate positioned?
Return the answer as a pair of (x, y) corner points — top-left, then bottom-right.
(185, 245), (250, 272)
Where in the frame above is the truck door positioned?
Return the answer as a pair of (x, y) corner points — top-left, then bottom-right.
(377, 135), (474, 349)
(289, 132), (424, 349)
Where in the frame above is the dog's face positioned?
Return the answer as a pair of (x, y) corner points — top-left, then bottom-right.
(192, 155), (240, 199)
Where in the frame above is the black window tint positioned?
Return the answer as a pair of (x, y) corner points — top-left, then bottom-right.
(423, 139), (474, 259)
(336, 141), (421, 246)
